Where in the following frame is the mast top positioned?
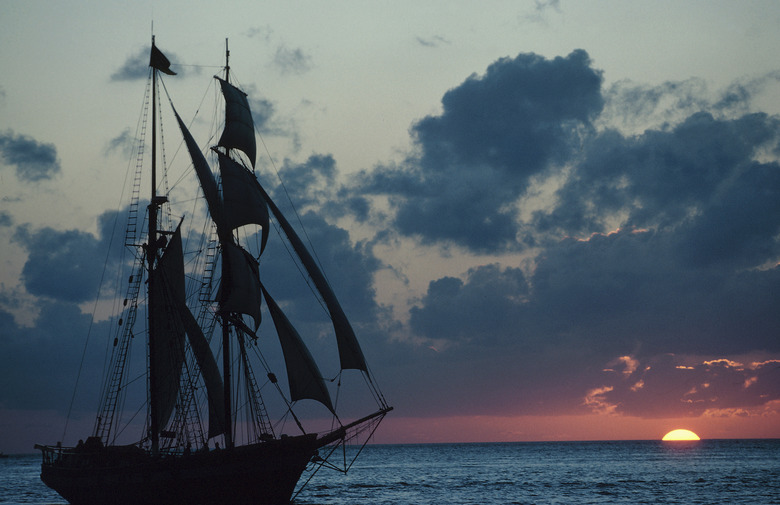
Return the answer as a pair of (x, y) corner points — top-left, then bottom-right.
(225, 38), (230, 81)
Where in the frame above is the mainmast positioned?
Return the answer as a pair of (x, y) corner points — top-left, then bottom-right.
(148, 35), (162, 456)
(220, 37), (234, 450)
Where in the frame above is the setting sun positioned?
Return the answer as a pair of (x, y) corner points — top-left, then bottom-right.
(662, 429), (701, 441)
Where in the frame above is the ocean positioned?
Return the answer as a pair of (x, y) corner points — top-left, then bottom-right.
(2, 440), (778, 504)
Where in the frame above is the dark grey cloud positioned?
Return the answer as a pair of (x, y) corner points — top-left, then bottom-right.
(394, 227), (780, 417)
(13, 225), (106, 303)
(409, 264), (529, 347)
(0, 130), (60, 182)
(414, 49), (602, 176)
(0, 210), (12, 227)
(6, 47), (780, 429)
(541, 112), (780, 240)
(260, 156), (382, 327)
(356, 50), (604, 252)
(12, 207), (127, 303)
(0, 299), (104, 411)
(348, 51), (780, 420)
(271, 154), (337, 208)
(530, 229), (780, 355)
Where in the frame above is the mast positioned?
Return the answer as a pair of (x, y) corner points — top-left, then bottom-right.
(148, 35), (161, 456)
(221, 37), (234, 449)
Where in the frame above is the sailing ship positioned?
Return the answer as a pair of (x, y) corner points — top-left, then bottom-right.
(36, 38), (391, 505)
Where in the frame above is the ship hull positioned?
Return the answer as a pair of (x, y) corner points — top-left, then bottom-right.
(39, 435), (319, 505)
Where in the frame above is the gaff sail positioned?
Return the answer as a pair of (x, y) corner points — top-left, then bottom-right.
(149, 227), (187, 433)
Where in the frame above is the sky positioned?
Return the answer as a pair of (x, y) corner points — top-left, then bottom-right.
(2, 0), (780, 453)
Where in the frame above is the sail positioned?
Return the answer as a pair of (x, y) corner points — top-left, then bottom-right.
(216, 77), (256, 168)
(173, 108), (227, 236)
(149, 228), (187, 432)
(261, 285), (335, 414)
(219, 242), (263, 330)
(180, 305), (226, 439)
(252, 179), (368, 371)
(217, 152), (270, 253)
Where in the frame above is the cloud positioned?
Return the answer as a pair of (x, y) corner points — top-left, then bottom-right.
(0, 211), (12, 227)
(237, 88), (301, 151)
(598, 78), (712, 134)
(245, 25), (273, 43)
(5, 46), (780, 434)
(272, 44), (312, 75)
(11, 207), (127, 304)
(0, 130), (61, 182)
(272, 154), (337, 208)
(245, 26), (311, 77)
(260, 156), (382, 324)
(346, 51), (780, 422)
(355, 50), (604, 252)
(541, 112), (780, 243)
(415, 35), (450, 48)
(0, 299), (104, 411)
(13, 226), (105, 303)
(522, 0), (562, 24)
(105, 128), (137, 158)
(586, 354), (780, 418)
(409, 264), (529, 347)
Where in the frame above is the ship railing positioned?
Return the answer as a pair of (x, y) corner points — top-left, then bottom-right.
(34, 444), (66, 465)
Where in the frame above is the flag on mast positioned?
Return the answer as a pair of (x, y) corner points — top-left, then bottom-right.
(150, 43), (177, 75)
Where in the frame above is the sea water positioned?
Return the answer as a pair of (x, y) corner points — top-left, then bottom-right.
(2, 440), (778, 504)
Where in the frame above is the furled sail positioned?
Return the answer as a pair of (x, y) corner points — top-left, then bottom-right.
(219, 242), (263, 330)
(216, 77), (256, 168)
(180, 305), (226, 439)
(217, 152), (269, 253)
(149, 227), (187, 432)
(261, 285), (335, 414)
(251, 179), (368, 372)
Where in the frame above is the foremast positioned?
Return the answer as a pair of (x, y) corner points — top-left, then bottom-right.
(220, 37), (234, 449)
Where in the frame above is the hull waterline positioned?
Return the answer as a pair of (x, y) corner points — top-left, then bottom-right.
(39, 435), (319, 505)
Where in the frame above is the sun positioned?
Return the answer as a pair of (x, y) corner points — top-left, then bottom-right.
(662, 429), (701, 441)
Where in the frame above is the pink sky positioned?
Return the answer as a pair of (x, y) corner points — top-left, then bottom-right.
(373, 411), (780, 444)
